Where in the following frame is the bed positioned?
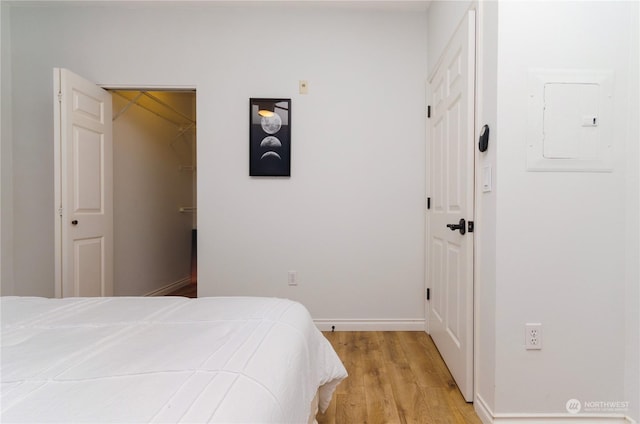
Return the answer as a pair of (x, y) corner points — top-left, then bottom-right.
(0, 296), (347, 423)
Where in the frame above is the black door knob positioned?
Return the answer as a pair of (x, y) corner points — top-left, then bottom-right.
(71, 220), (78, 225)
(446, 218), (466, 235)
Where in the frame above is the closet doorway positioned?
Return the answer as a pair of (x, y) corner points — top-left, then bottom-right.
(110, 90), (197, 297)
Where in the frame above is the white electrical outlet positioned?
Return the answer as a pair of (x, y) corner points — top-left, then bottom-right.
(288, 271), (297, 286)
(525, 323), (542, 350)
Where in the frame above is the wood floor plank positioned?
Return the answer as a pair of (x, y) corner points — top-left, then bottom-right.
(421, 387), (468, 424)
(318, 331), (482, 424)
(362, 334), (402, 423)
(414, 331), (460, 387)
(444, 387), (482, 424)
(396, 331), (446, 389)
(335, 391), (368, 424)
(378, 332), (431, 424)
(338, 331), (365, 397)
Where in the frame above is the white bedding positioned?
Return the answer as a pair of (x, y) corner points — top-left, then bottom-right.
(0, 296), (347, 423)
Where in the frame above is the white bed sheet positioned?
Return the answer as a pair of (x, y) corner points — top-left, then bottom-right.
(0, 296), (347, 423)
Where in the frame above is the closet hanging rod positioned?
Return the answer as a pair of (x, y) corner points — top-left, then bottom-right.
(179, 207), (197, 213)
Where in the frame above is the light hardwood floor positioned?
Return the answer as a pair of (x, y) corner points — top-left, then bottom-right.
(317, 331), (482, 424)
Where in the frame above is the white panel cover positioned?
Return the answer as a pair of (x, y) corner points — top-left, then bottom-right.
(527, 69), (614, 171)
(1, 296), (347, 423)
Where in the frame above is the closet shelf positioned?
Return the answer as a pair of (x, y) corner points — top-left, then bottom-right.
(112, 90), (196, 128)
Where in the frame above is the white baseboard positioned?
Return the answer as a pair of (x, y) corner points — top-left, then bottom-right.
(144, 276), (192, 297)
(475, 394), (495, 424)
(475, 394), (636, 424)
(314, 319), (425, 331)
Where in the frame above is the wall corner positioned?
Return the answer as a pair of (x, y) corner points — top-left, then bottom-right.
(1, 1), (15, 296)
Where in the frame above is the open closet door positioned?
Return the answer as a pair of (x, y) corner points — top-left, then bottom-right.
(54, 68), (113, 297)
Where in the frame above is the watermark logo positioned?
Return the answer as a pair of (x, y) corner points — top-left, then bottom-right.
(566, 399), (582, 414)
(566, 398), (630, 414)
(584, 400), (630, 413)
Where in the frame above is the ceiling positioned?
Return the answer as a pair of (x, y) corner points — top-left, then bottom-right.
(5, 0), (432, 12)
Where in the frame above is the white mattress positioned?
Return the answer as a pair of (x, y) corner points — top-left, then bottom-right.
(0, 296), (347, 423)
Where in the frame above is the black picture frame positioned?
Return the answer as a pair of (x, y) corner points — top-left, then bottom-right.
(249, 98), (291, 177)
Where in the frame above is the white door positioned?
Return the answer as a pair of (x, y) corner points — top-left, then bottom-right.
(54, 68), (113, 297)
(427, 10), (475, 402)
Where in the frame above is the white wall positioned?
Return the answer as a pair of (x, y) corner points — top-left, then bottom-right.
(6, 3), (428, 323)
(624, 2), (640, 420)
(0, 1), (14, 296)
(494, 0), (635, 417)
(112, 92), (195, 296)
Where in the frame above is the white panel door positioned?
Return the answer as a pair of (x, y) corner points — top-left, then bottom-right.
(427, 11), (475, 402)
(54, 68), (113, 297)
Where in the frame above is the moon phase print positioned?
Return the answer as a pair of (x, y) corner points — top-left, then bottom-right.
(250, 98), (291, 177)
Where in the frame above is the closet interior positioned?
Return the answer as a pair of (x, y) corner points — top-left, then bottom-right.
(110, 90), (197, 297)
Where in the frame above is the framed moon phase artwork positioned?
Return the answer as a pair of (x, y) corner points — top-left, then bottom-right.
(250, 98), (291, 177)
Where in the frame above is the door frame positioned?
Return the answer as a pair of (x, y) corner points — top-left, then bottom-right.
(470, 0), (491, 408)
(54, 78), (199, 298)
(425, 7), (479, 402)
(54, 71), (61, 297)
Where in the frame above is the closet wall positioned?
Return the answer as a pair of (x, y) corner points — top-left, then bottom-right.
(112, 91), (196, 296)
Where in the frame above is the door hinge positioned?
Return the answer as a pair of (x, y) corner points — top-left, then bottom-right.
(57, 91), (62, 103)
(427, 105), (431, 118)
(427, 197), (431, 210)
(58, 207), (63, 217)
(468, 221), (474, 233)
(426, 288), (430, 301)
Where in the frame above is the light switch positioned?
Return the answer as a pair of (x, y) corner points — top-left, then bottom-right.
(482, 165), (492, 192)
